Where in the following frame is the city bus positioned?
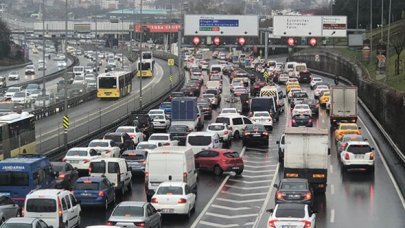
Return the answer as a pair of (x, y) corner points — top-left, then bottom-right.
(136, 59), (154, 77)
(97, 71), (133, 98)
(0, 112), (36, 160)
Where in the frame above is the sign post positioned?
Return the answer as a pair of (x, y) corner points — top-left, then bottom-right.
(168, 58), (175, 88)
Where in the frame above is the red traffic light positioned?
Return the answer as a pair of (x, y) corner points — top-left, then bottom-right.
(238, 37), (246, 46)
(192, 36), (200, 46)
(213, 36), (220, 46)
(287, 37), (295, 46)
(309, 38), (317, 46)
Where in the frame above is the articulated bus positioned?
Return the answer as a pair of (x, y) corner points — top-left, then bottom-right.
(97, 71), (133, 98)
(0, 112), (36, 160)
(136, 59), (154, 77)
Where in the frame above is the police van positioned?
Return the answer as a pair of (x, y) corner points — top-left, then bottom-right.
(0, 155), (56, 206)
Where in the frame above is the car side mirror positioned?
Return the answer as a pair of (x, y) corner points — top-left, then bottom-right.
(276, 141), (280, 144)
(266, 209), (274, 213)
(273, 184), (278, 188)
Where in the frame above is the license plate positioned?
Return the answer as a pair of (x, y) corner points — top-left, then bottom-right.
(232, 167), (240, 170)
(282, 226), (297, 228)
(288, 194), (301, 199)
(259, 119), (266, 122)
(253, 134), (261, 137)
(162, 208), (174, 213)
(355, 155), (364, 159)
(81, 193), (91, 196)
(70, 160), (79, 164)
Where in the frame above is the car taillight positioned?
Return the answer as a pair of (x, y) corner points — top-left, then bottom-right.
(344, 152), (350, 160)
(262, 132), (269, 136)
(224, 130), (229, 135)
(134, 222), (145, 227)
(304, 192), (312, 200)
(58, 173), (65, 179)
(177, 198), (187, 204)
(268, 219), (278, 228)
(300, 220), (312, 228)
(183, 172), (188, 182)
(308, 118), (312, 123)
(341, 143), (348, 149)
(88, 167), (92, 173)
(163, 142), (170, 146)
(276, 191), (285, 200)
(57, 197), (63, 217)
(221, 159), (230, 163)
(98, 191), (105, 197)
(292, 119), (296, 123)
(62, 158), (67, 162)
(369, 152), (375, 160)
(244, 132), (251, 136)
(145, 171), (149, 183)
(129, 134), (136, 139)
(151, 198), (158, 203)
(84, 159), (91, 163)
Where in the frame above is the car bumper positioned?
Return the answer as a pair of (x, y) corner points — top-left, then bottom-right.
(243, 137), (269, 145)
(341, 160), (374, 167)
(77, 197), (107, 206)
(223, 164), (244, 172)
(152, 203), (190, 214)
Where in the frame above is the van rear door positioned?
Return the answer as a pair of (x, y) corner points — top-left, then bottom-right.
(148, 153), (184, 189)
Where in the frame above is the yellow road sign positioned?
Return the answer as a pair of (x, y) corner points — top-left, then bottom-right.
(263, 71), (269, 78)
(168, 58), (175, 66)
(169, 75), (173, 82)
(63, 115), (69, 129)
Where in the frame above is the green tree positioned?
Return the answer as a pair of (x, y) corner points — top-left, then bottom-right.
(0, 18), (10, 58)
(390, 22), (405, 75)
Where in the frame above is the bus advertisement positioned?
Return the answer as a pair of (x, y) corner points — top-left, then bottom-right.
(97, 71), (133, 99)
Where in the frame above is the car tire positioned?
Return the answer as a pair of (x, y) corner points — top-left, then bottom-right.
(236, 170), (243, 175)
(186, 207), (192, 219)
(234, 131), (240, 139)
(213, 165), (223, 176)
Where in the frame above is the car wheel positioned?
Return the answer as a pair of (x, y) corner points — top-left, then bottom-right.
(234, 131), (240, 139)
(213, 165), (223, 176)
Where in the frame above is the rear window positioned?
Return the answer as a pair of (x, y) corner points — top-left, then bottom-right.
(280, 182), (308, 190)
(74, 182), (99, 190)
(116, 128), (135, 133)
(157, 186), (183, 195)
(122, 154), (145, 161)
(223, 152), (239, 158)
(216, 117), (230, 125)
(88, 141), (109, 147)
(112, 206), (144, 217)
(341, 125), (358, 130)
(208, 125), (225, 131)
(149, 135), (169, 141)
(275, 208), (305, 218)
(246, 125), (265, 131)
(104, 135), (123, 143)
(108, 162), (120, 173)
(169, 126), (188, 133)
(0, 172), (29, 186)
(26, 198), (56, 212)
(347, 145), (372, 154)
(90, 162), (105, 173)
(188, 136), (212, 146)
(137, 144), (157, 150)
(66, 150), (87, 156)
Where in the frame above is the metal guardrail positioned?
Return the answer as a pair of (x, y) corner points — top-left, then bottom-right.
(0, 61), (33, 72)
(45, 51), (184, 160)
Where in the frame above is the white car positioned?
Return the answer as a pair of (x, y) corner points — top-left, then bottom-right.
(38, 62), (46, 71)
(136, 141), (160, 153)
(267, 204), (316, 228)
(278, 74), (289, 84)
(251, 111), (273, 131)
(206, 123), (232, 147)
(202, 93), (219, 108)
(220, 108), (239, 115)
(288, 88), (303, 101)
(148, 133), (178, 146)
(314, 85), (329, 98)
(340, 141), (375, 172)
(57, 61), (67, 68)
(88, 139), (121, 158)
(292, 104), (312, 117)
(63, 147), (101, 171)
(148, 109), (165, 116)
(199, 60), (209, 70)
(310, 77), (323, 89)
(4, 86), (22, 99)
(25, 65), (35, 75)
(115, 126), (144, 144)
(11, 91), (32, 105)
(151, 181), (196, 217)
(8, 71), (20, 80)
(150, 114), (171, 130)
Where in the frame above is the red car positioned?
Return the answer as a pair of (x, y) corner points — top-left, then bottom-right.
(194, 149), (244, 176)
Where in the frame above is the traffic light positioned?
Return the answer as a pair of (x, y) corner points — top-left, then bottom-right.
(213, 36), (221, 46)
(192, 36), (201, 46)
(287, 37), (295, 46)
(308, 37), (317, 47)
(238, 37), (246, 46)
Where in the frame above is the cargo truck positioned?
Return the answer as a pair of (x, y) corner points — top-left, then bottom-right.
(283, 127), (329, 193)
(171, 97), (204, 131)
(330, 86), (358, 128)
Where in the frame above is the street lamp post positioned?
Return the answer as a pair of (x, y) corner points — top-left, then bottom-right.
(385, 0), (392, 83)
(356, 0), (359, 29)
(381, 0), (384, 40)
(42, 0), (46, 108)
(139, 0), (143, 110)
(94, 0), (98, 74)
(63, 0), (68, 150)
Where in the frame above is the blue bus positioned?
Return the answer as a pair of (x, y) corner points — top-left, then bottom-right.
(0, 155), (56, 206)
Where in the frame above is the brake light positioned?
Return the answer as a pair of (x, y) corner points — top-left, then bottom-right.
(369, 152), (375, 160)
(341, 142), (348, 149)
(134, 222), (145, 227)
(145, 171), (149, 183)
(276, 191), (284, 200)
(183, 172), (188, 182)
(142, 160), (147, 165)
(286, 173), (299, 178)
(58, 173), (65, 179)
(151, 198), (158, 203)
(221, 159), (230, 163)
(98, 191), (105, 197)
(224, 130), (229, 135)
(84, 159), (91, 163)
(129, 134), (136, 139)
(300, 220), (312, 228)
(344, 152), (350, 160)
(304, 192), (312, 200)
(268, 219), (278, 228)
(163, 143), (170, 146)
(263, 132), (269, 136)
(88, 167), (92, 173)
(244, 132), (251, 136)
(177, 198), (187, 204)
(292, 119), (296, 124)
(57, 197), (63, 217)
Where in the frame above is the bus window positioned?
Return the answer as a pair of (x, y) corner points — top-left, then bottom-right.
(99, 77), (117, 88)
(0, 171), (29, 186)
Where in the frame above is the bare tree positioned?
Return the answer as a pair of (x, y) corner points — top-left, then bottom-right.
(390, 22), (405, 75)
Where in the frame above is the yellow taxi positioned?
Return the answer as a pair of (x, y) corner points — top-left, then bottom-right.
(286, 82), (301, 93)
(319, 91), (330, 107)
(335, 123), (361, 141)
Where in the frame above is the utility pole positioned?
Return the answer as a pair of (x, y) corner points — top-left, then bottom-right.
(370, 0), (373, 60)
(385, 0), (391, 83)
(42, 0), (46, 108)
(264, 31), (269, 61)
(139, 0), (143, 110)
(381, 0), (384, 40)
(94, 0), (98, 74)
(63, 0), (68, 151)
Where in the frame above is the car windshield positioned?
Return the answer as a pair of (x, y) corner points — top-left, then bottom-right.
(89, 141), (109, 147)
(122, 153), (145, 161)
(149, 110), (163, 115)
(7, 88), (20, 92)
(151, 115), (165, 120)
(26, 198), (56, 212)
(280, 182), (308, 190)
(275, 208), (305, 218)
(208, 125), (225, 131)
(203, 94), (214, 98)
(0, 171), (29, 186)
(137, 144), (157, 149)
(254, 112), (269, 117)
(104, 135), (122, 143)
(295, 105), (309, 110)
(160, 103), (171, 108)
(223, 152), (239, 158)
(156, 186), (183, 195)
(74, 182), (99, 190)
(188, 136), (211, 146)
(347, 145), (372, 154)
(149, 135), (169, 141)
(216, 117), (230, 125)
(66, 149), (87, 156)
(112, 206), (144, 217)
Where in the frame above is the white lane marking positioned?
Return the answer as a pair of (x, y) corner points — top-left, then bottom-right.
(331, 184), (335, 195)
(37, 62), (164, 139)
(190, 146), (246, 228)
(244, 160), (274, 164)
(244, 164), (278, 168)
(216, 198), (264, 203)
(242, 174), (275, 178)
(358, 117), (405, 210)
(329, 164), (334, 174)
(205, 212), (258, 219)
(252, 163), (280, 228)
(330, 209), (335, 223)
(220, 191), (268, 197)
(223, 185), (269, 190)
(199, 221), (239, 228)
(228, 179), (271, 184)
(211, 204), (251, 210)
(243, 169), (276, 174)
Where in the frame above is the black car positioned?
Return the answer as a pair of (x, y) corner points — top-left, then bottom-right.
(122, 150), (148, 174)
(205, 89), (222, 104)
(129, 112), (154, 140)
(168, 125), (190, 146)
(181, 85), (198, 97)
(51, 162), (79, 190)
(242, 124), (269, 147)
(103, 132), (135, 152)
(168, 91), (184, 101)
(273, 178), (313, 205)
(291, 114), (313, 127)
(198, 100), (213, 120)
(105, 64), (115, 72)
(290, 97), (305, 109)
(298, 71), (312, 83)
(239, 93), (250, 113)
(302, 99), (319, 116)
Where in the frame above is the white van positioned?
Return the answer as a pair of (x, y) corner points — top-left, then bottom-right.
(215, 114), (253, 139)
(206, 81), (221, 91)
(293, 62), (307, 78)
(145, 146), (197, 202)
(209, 64), (223, 74)
(24, 189), (81, 228)
(72, 66), (85, 77)
(284, 61), (297, 74)
(186, 131), (222, 154)
(89, 158), (132, 195)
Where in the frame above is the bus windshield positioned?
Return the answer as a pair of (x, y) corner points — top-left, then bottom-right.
(98, 77), (117, 88)
(138, 62), (151, 70)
